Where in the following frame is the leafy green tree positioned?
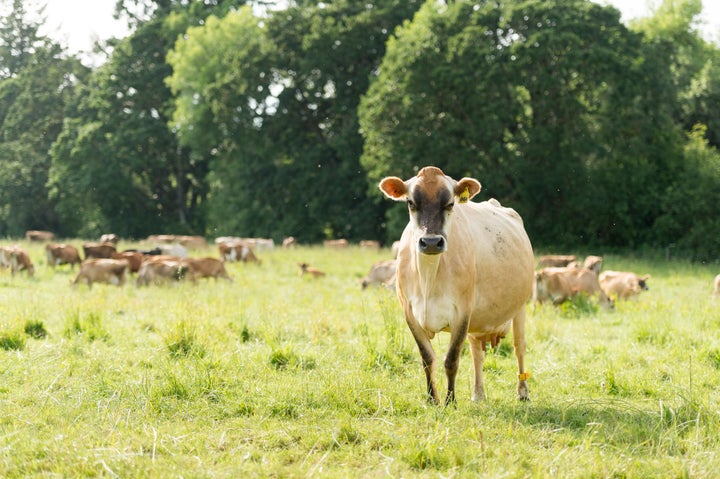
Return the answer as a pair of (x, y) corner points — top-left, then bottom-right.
(359, 0), (684, 249)
(0, 1), (88, 236)
(49, 2), (238, 238)
(167, 1), (421, 242)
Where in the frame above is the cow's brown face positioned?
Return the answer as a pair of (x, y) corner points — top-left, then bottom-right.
(407, 178), (454, 255)
(379, 166), (481, 256)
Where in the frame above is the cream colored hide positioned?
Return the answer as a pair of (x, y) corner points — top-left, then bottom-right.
(379, 166), (534, 405)
(599, 270), (650, 300)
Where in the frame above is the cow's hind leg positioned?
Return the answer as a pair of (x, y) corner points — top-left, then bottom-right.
(512, 307), (530, 401)
(467, 334), (486, 402)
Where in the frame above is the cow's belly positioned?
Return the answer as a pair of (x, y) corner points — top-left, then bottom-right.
(409, 289), (525, 337)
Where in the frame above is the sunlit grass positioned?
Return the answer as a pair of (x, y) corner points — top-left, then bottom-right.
(0, 240), (719, 477)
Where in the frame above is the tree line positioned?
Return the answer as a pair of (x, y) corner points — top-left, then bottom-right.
(0, 0), (718, 260)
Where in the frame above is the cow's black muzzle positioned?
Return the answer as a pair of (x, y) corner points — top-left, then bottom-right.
(418, 235), (446, 255)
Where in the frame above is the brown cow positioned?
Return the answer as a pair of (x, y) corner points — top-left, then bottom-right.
(599, 270), (650, 300)
(380, 166), (534, 404)
(111, 251), (145, 273)
(714, 274), (720, 297)
(534, 267), (614, 308)
(4, 246), (34, 277)
(72, 259), (129, 288)
(361, 259), (396, 289)
(181, 257), (232, 282)
(82, 242), (117, 259)
(298, 262), (325, 278)
(46, 243), (82, 269)
(136, 259), (186, 286)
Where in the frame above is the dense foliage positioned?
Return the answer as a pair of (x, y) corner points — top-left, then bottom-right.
(0, 0), (719, 259)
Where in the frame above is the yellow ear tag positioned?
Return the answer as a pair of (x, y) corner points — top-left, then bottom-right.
(458, 187), (470, 204)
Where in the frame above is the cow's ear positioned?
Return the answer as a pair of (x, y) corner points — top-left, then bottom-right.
(455, 178), (481, 203)
(379, 177), (408, 201)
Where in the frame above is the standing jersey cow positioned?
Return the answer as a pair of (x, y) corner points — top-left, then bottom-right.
(379, 166), (534, 404)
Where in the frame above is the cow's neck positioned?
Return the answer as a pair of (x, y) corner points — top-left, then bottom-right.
(415, 251), (441, 295)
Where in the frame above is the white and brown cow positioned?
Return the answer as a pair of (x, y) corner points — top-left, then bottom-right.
(599, 270), (650, 300)
(46, 243), (82, 269)
(714, 274), (720, 298)
(72, 258), (129, 288)
(379, 166), (534, 404)
(218, 241), (260, 264)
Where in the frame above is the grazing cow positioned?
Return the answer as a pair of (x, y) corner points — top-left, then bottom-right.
(111, 251), (144, 273)
(136, 259), (186, 286)
(180, 257), (232, 282)
(99, 234), (119, 245)
(323, 239), (348, 249)
(282, 236), (297, 248)
(537, 254), (576, 268)
(5, 246), (34, 277)
(361, 259), (397, 289)
(46, 243), (82, 269)
(25, 230), (54, 242)
(714, 274), (720, 297)
(599, 270), (650, 300)
(83, 242), (117, 259)
(534, 267), (614, 308)
(72, 259), (129, 288)
(582, 255), (603, 275)
(218, 241), (260, 264)
(379, 166), (534, 404)
(298, 262), (325, 278)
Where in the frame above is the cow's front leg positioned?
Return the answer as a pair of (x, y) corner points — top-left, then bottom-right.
(444, 317), (470, 405)
(405, 318), (440, 404)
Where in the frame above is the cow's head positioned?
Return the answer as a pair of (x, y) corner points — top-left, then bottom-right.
(379, 166), (481, 255)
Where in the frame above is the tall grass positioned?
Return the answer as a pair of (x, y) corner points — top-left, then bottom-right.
(0, 240), (719, 477)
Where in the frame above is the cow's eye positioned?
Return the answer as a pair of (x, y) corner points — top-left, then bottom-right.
(407, 200), (417, 211)
(445, 202), (454, 212)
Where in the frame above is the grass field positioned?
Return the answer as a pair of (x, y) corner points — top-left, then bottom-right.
(1, 240), (719, 478)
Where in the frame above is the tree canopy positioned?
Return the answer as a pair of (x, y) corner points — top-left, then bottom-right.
(0, 0), (718, 260)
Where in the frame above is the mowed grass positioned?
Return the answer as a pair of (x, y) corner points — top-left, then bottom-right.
(1, 240), (719, 478)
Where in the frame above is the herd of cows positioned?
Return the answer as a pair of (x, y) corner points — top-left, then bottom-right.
(0, 231), (267, 288)
(3, 168), (720, 407)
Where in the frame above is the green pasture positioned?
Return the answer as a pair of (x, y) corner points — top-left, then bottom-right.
(1, 240), (719, 478)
